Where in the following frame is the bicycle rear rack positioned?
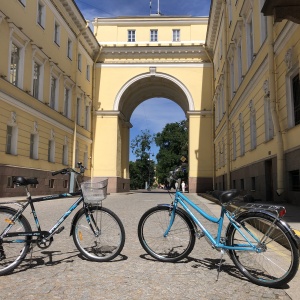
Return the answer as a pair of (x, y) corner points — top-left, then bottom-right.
(232, 203), (286, 219)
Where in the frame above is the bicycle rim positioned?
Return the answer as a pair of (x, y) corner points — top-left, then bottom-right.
(73, 206), (125, 261)
(227, 212), (299, 287)
(138, 206), (195, 262)
(0, 207), (31, 275)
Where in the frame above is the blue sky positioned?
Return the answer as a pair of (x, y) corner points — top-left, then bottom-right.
(74, 0), (211, 161)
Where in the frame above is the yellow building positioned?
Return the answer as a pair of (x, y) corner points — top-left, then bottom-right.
(0, 0), (99, 196)
(207, 0), (300, 203)
(92, 16), (213, 193)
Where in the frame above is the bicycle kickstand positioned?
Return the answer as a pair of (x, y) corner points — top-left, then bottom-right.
(216, 249), (225, 281)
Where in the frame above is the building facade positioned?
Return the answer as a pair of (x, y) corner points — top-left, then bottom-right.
(92, 16), (213, 193)
(207, 0), (300, 203)
(0, 0), (99, 196)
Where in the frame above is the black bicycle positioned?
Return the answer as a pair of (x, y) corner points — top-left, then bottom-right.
(0, 163), (125, 275)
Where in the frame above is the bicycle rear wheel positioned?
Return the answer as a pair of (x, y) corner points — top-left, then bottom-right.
(138, 206), (196, 262)
(226, 212), (299, 287)
(0, 206), (32, 275)
(73, 206), (125, 261)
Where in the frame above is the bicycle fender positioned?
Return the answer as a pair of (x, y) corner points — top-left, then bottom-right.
(69, 207), (85, 236)
(157, 204), (197, 231)
(226, 210), (300, 250)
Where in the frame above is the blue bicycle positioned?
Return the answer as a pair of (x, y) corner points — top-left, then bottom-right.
(138, 175), (300, 287)
(0, 163), (125, 275)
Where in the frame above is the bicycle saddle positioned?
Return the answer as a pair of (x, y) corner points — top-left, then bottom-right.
(212, 189), (239, 204)
(12, 176), (39, 186)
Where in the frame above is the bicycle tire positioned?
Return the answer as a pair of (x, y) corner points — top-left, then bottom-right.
(73, 206), (125, 262)
(138, 206), (196, 262)
(0, 206), (32, 275)
(226, 212), (299, 287)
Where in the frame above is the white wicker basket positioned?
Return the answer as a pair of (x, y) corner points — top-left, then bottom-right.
(81, 178), (108, 203)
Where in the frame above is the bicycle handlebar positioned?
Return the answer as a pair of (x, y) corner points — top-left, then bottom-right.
(52, 162), (86, 176)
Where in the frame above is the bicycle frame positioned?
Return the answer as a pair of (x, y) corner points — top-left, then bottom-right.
(167, 191), (261, 253)
(1, 191), (83, 241)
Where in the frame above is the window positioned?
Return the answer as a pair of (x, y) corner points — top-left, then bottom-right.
(232, 124), (237, 161)
(33, 62), (41, 99)
(67, 39), (73, 59)
(18, 0), (26, 7)
(7, 177), (15, 188)
(150, 29), (158, 42)
(10, 44), (20, 86)
(62, 144), (68, 165)
(240, 179), (244, 190)
(77, 53), (82, 71)
(292, 73), (300, 126)
(49, 179), (55, 188)
(76, 98), (81, 125)
(260, 0), (267, 44)
(30, 133), (39, 159)
(64, 88), (70, 117)
(85, 104), (91, 130)
(239, 113), (245, 156)
(246, 16), (254, 68)
(6, 125), (18, 155)
(128, 30), (136, 42)
(50, 76), (57, 109)
(48, 140), (55, 163)
(86, 65), (90, 81)
(54, 21), (60, 45)
(237, 42), (242, 84)
(172, 29), (180, 42)
(249, 101), (257, 150)
(290, 170), (300, 191)
(37, 1), (45, 28)
(63, 180), (68, 189)
(264, 94), (274, 141)
(75, 141), (79, 164)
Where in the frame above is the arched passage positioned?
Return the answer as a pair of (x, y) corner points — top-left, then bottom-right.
(93, 67), (213, 193)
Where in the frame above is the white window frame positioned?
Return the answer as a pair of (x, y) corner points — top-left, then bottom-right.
(37, 0), (46, 29)
(62, 137), (68, 165)
(77, 53), (82, 71)
(76, 97), (81, 125)
(232, 21), (243, 86)
(86, 65), (90, 81)
(6, 125), (18, 155)
(84, 101), (91, 130)
(286, 65), (300, 128)
(8, 24), (28, 89)
(239, 113), (245, 156)
(31, 45), (46, 101)
(49, 62), (61, 110)
(48, 130), (55, 163)
(128, 30), (136, 42)
(30, 133), (39, 159)
(150, 29), (158, 42)
(172, 29), (180, 42)
(232, 124), (237, 161)
(249, 100), (257, 150)
(67, 38), (73, 60)
(260, 0), (267, 45)
(54, 21), (61, 46)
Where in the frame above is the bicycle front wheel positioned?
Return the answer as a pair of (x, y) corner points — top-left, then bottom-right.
(0, 206), (32, 275)
(138, 206), (195, 262)
(226, 212), (299, 287)
(73, 206), (125, 262)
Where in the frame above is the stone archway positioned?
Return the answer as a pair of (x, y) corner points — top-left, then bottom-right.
(93, 66), (214, 193)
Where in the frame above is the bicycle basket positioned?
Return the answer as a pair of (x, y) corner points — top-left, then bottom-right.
(81, 178), (108, 203)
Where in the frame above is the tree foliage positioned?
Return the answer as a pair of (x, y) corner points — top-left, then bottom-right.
(129, 130), (155, 189)
(155, 120), (188, 185)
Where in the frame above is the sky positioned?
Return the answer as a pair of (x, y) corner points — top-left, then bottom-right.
(74, 0), (211, 161)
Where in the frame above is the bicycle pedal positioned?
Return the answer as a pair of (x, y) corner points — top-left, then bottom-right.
(55, 226), (65, 234)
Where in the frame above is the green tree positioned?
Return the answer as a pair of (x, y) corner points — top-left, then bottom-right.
(129, 130), (155, 189)
(155, 120), (188, 186)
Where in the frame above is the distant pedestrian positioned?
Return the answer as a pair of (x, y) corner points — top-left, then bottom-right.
(181, 181), (186, 193)
(175, 181), (179, 190)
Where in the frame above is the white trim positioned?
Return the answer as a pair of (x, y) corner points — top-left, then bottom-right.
(97, 62), (211, 68)
(1, 90), (73, 134)
(113, 71), (195, 111)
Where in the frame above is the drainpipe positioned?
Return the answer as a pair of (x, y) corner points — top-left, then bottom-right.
(91, 44), (102, 177)
(267, 16), (285, 196)
(70, 23), (89, 192)
(223, 0), (231, 190)
(202, 44), (215, 190)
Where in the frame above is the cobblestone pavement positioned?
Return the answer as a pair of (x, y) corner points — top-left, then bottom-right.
(0, 191), (297, 300)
